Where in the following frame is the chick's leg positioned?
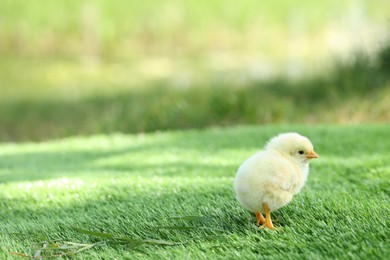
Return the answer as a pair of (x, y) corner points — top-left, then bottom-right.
(260, 203), (275, 229)
(255, 212), (265, 225)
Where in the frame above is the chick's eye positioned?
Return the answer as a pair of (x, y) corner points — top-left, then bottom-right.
(298, 150), (304, 155)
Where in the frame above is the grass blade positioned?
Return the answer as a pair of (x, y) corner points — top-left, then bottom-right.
(72, 227), (115, 239)
(110, 236), (145, 248)
(113, 236), (180, 246)
(64, 242), (98, 246)
(73, 228), (180, 247)
(153, 226), (224, 232)
(112, 236), (143, 243)
(74, 243), (99, 254)
(9, 252), (30, 258)
(141, 239), (180, 246)
(167, 215), (213, 222)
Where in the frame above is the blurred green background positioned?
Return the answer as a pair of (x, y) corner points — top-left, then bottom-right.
(1, 0), (390, 141)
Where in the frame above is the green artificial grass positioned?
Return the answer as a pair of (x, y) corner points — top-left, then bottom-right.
(0, 124), (389, 259)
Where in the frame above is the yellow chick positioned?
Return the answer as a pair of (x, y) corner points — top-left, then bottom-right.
(234, 133), (319, 229)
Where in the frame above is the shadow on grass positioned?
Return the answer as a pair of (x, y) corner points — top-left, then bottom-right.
(1, 181), (252, 255)
(2, 176), (388, 258)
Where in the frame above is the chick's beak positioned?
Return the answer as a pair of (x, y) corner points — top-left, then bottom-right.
(306, 150), (319, 159)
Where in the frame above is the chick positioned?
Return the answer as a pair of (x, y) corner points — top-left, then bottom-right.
(234, 133), (318, 229)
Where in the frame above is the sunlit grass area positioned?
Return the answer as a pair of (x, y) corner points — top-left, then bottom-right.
(1, 125), (389, 258)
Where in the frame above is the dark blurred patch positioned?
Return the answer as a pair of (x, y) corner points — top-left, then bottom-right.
(377, 41), (390, 75)
(1, 45), (389, 142)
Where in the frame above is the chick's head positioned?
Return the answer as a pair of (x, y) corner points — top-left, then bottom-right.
(265, 132), (319, 165)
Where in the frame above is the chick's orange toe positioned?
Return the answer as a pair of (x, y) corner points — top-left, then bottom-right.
(255, 212), (265, 225)
(260, 223), (276, 230)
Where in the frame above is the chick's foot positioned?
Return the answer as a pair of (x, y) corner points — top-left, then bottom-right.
(259, 222), (275, 230)
(260, 203), (276, 230)
(255, 212), (265, 225)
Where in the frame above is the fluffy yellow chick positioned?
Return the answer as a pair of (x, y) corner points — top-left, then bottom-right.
(234, 133), (318, 229)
